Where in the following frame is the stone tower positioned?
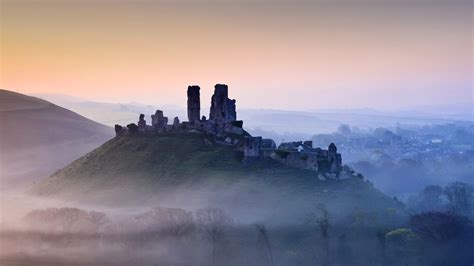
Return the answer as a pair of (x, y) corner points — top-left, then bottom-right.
(328, 143), (342, 173)
(209, 84), (237, 125)
(187, 85), (201, 123)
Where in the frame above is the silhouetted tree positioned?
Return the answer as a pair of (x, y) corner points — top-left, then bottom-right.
(196, 207), (232, 266)
(23, 207), (109, 233)
(444, 182), (473, 216)
(419, 185), (444, 212)
(375, 228), (390, 265)
(409, 212), (471, 242)
(134, 207), (194, 237)
(337, 124), (352, 135)
(307, 204), (331, 265)
(255, 224), (274, 266)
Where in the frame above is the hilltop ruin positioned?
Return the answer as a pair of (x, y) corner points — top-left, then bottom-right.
(115, 84), (343, 176)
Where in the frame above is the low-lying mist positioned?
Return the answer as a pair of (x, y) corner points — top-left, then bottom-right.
(2, 179), (473, 266)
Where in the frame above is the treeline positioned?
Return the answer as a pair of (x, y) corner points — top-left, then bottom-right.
(5, 202), (473, 266)
(407, 181), (474, 216)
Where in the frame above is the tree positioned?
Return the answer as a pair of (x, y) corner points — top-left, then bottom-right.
(135, 207), (194, 237)
(419, 185), (444, 212)
(337, 124), (352, 135)
(23, 207), (109, 233)
(376, 228), (390, 265)
(196, 208), (233, 265)
(255, 224), (274, 266)
(307, 204), (331, 265)
(385, 228), (421, 265)
(444, 182), (473, 216)
(409, 212), (471, 242)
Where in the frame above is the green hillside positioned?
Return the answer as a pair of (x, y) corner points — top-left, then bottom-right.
(30, 132), (404, 223)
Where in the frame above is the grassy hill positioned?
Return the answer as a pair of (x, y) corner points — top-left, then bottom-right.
(0, 90), (112, 152)
(0, 90), (113, 189)
(31, 132), (404, 224)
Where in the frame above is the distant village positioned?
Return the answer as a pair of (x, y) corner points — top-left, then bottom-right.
(115, 84), (343, 176)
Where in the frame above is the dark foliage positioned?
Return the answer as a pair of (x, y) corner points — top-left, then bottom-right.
(409, 212), (471, 242)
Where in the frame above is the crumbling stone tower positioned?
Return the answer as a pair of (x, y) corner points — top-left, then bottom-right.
(187, 85), (201, 123)
(328, 143), (342, 173)
(209, 84), (237, 125)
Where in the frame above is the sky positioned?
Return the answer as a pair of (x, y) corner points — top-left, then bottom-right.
(1, 0), (472, 111)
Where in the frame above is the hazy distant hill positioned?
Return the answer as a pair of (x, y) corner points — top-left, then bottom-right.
(34, 93), (473, 144)
(31, 132), (402, 223)
(0, 90), (114, 189)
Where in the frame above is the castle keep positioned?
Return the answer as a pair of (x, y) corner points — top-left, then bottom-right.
(115, 84), (342, 176)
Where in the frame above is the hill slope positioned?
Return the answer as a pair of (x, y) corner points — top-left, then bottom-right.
(0, 90), (114, 189)
(31, 133), (403, 223)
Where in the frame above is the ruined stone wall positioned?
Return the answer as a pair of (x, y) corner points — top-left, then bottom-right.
(243, 136), (262, 157)
(274, 151), (319, 171)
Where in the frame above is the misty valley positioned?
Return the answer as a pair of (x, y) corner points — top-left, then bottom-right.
(1, 86), (473, 266)
(0, 0), (473, 263)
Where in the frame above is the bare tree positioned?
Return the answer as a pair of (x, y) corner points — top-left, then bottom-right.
(444, 182), (473, 216)
(410, 212), (471, 242)
(419, 185), (444, 212)
(23, 207), (103, 233)
(135, 207), (194, 237)
(196, 207), (233, 265)
(307, 204), (331, 265)
(255, 223), (274, 266)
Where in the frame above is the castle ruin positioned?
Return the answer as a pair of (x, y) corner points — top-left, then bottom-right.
(187, 85), (201, 123)
(114, 84), (343, 176)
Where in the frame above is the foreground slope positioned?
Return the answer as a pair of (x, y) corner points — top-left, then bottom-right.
(31, 133), (403, 223)
(0, 90), (113, 189)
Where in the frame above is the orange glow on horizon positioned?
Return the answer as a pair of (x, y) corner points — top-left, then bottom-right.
(1, 1), (471, 109)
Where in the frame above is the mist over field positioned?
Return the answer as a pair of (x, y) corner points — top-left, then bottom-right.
(2, 96), (473, 265)
(1, 0), (473, 264)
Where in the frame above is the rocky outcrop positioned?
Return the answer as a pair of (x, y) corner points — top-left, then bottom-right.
(187, 86), (201, 123)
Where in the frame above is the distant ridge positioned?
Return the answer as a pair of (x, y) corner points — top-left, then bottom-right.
(0, 89), (114, 189)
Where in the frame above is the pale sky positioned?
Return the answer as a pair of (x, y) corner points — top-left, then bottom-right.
(1, 0), (472, 110)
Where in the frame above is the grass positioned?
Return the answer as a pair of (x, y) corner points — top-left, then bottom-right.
(30, 132), (404, 219)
